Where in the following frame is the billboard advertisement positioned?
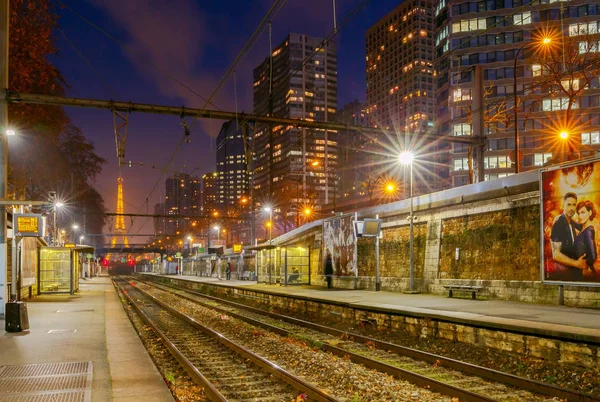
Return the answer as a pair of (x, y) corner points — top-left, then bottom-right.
(541, 159), (600, 285)
(323, 214), (357, 277)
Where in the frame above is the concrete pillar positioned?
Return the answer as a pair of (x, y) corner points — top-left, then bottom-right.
(423, 219), (442, 290)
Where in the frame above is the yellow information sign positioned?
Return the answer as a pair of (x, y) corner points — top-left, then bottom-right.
(233, 244), (242, 253)
(14, 213), (43, 237)
(64, 243), (76, 248)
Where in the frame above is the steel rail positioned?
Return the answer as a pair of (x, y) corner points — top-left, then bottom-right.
(125, 278), (340, 402)
(136, 277), (499, 402)
(112, 278), (227, 401)
(145, 275), (600, 402)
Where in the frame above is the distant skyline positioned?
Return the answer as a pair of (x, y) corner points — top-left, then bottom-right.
(51, 0), (404, 237)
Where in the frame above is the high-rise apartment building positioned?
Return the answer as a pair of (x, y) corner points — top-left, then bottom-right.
(164, 174), (201, 234)
(366, 0), (448, 193)
(366, 0), (436, 132)
(335, 100), (372, 200)
(216, 120), (250, 212)
(153, 202), (166, 236)
(201, 172), (218, 217)
(435, 0), (600, 187)
(253, 33), (338, 227)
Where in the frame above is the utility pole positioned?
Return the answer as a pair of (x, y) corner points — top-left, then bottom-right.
(472, 66), (485, 183)
(0, 0), (8, 315)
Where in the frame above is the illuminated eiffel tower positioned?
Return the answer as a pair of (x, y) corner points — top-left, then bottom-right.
(110, 177), (129, 249)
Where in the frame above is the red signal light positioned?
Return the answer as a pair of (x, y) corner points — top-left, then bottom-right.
(128, 259), (135, 266)
(101, 258), (109, 267)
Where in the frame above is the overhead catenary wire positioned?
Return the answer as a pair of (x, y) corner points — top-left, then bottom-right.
(128, 0), (288, 237)
(234, 0), (373, 137)
(58, 1), (223, 111)
(57, 27), (118, 100)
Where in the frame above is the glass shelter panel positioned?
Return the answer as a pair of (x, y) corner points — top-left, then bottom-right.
(282, 247), (310, 286)
(39, 248), (72, 293)
(257, 249), (277, 284)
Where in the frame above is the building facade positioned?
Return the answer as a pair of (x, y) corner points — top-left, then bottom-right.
(164, 174), (202, 235)
(335, 100), (372, 200)
(366, 0), (448, 194)
(201, 172), (218, 218)
(435, 0), (600, 187)
(253, 32), (338, 230)
(153, 202), (166, 236)
(216, 120), (250, 212)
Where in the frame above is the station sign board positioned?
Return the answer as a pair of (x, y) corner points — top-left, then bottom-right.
(64, 243), (76, 248)
(14, 214), (44, 237)
(233, 244), (243, 253)
(540, 158), (600, 286)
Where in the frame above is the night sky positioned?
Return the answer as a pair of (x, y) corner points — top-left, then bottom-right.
(52, 0), (402, 237)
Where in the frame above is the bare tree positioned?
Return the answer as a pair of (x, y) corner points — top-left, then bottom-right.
(531, 28), (600, 149)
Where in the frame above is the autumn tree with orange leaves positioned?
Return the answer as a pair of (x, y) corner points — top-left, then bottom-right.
(8, 0), (107, 234)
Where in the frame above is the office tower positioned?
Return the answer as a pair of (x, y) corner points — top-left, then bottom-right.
(335, 100), (373, 200)
(216, 120), (250, 211)
(201, 172), (218, 218)
(153, 202), (166, 236)
(253, 32), (338, 228)
(366, 0), (447, 194)
(164, 174), (201, 234)
(435, 0), (600, 187)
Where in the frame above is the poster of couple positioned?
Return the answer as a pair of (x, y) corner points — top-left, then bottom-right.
(541, 159), (600, 285)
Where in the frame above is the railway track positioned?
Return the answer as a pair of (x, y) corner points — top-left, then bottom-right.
(113, 277), (338, 401)
(136, 275), (600, 402)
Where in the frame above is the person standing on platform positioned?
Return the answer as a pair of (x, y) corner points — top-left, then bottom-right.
(226, 261), (232, 280)
(324, 250), (333, 289)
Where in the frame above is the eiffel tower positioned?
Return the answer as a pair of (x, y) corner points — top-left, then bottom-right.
(110, 177), (129, 249)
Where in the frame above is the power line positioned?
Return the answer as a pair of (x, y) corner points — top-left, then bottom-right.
(128, 0), (287, 237)
(57, 1), (222, 111)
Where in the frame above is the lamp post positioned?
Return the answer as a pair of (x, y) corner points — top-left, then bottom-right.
(289, 160), (318, 227)
(513, 37), (552, 173)
(72, 224), (79, 244)
(399, 151), (415, 292)
(214, 225), (220, 242)
(53, 202), (63, 246)
(79, 235), (84, 245)
(264, 207), (272, 244)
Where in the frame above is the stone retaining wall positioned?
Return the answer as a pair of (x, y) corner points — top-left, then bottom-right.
(153, 276), (600, 370)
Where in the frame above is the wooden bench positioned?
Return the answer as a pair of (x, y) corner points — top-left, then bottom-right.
(42, 283), (60, 292)
(443, 285), (483, 300)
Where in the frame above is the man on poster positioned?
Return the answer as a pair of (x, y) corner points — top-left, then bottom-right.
(551, 192), (588, 279)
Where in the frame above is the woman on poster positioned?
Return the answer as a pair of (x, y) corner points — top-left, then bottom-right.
(574, 200), (598, 281)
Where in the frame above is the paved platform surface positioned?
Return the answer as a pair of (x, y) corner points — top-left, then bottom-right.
(150, 273), (600, 344)
(0, 276), (174, 402)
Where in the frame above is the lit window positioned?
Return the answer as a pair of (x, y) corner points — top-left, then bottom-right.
(513, 12), (531, 25)
(453, 158), (469, 171)
(534, 153), (552, 166)
(532, 64), (542, 77)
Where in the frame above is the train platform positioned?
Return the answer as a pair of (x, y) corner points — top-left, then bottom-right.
(147, 273), (600, 345)
(0, 276), (174, 402)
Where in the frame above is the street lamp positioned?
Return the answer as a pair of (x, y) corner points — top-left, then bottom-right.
(53, 202), (63, 246)
(264, 207), (272, 244)
(79, 235), (84, 245)
(399, 151), (415, 292)
(288, 161), (318, 227)
(214, 225), (220, 241)
(513, 37), (552, 173)
(72, 224), (79, 243)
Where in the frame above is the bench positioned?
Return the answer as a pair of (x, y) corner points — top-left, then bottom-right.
(287, 274), (300, 283)
(42, 283), (60, 292)
(240, 271), (255, 280)
(443, 285), (483, 300)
